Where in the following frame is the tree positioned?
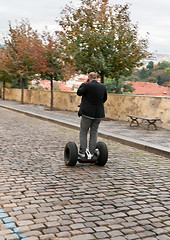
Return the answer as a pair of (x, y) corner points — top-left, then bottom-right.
(58, 0), (149, 83)
(151, 67), (170, 86)
(138, 67), (150, 80)
(4, 20), (47, 104)
(123, 82), (135, 93)
(157, 74), (170, 86)
(41, 29), (74, 110)
(146, 61), (154, 70)
(0, 47), (13, 100)
(157, 61), (170, 69)
(145, 76), (157, 83)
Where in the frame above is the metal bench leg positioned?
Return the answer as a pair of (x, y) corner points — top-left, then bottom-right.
(147, 120), (157, 130)
(130, 117), (139, 127)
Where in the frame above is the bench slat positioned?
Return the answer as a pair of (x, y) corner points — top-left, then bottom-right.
(127, 115), (161, 121)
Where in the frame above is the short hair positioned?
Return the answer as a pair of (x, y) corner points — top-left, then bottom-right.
(88, 72), (97, 80)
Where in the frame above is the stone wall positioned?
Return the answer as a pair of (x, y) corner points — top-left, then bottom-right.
(2, 88), (170, 130)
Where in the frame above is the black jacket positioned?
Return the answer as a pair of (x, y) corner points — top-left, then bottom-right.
(77, 80), (107, 118)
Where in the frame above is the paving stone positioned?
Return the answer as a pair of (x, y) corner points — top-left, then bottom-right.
(108, 230), (124, 237)
(70, 234), (95, 240)
(42, 227), (59, 234)
(121, 228), (135, 235)
(109, 224), (123, 230)
(84, 222), (97, 228)
(29, 223), (45, 231)
(25, 230), (42, 237)
(94, 226), (110, 232)
(16, 220), (34, 226)
(81, 227), (94, 234)
(122, 222), (138, 228)
(143, 238), (157, 240)
(94, 231), (109, 239)
(70, 229), (82, 236)
(157, 235), (170, 240)
(56, 231), (71, 238)
(125, 234), (140, 240)
(70, 223), (85, 230)
(127, 210), (141, 216)
(164, 218), (170, 225)
(135, 213), (154, 220)
(45, 221), (60, 227)
(153, 227), (168, 234)
(138, 230), (156, 238)
(39, 234), (55, 239)
(17, 214), (34, 220)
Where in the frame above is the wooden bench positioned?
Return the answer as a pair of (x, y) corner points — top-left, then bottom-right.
(127, 115), (161, 130)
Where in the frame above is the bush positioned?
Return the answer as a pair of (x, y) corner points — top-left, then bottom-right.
(104, 77), (134, 94)
(104, 78), (123, 94)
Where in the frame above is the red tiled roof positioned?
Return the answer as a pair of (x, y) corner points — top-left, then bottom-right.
(126, 82), (170, 96)
(59, 86), (73, 92)
(40, 80), (51, 90)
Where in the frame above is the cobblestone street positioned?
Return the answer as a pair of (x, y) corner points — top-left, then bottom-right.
(0, 107), (170, 240)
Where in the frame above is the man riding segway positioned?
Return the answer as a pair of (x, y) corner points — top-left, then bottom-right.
(64, 72), (108, 166)
(77, 72), (107, 159)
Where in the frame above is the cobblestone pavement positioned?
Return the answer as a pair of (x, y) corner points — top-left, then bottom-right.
(0, 107), (170, 240)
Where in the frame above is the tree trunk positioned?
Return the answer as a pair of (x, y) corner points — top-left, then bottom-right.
(21, 79), (25, 104)
(50, 79), (53, 111)
(100, 71), (105, 84)
(3, 80), (5, 100)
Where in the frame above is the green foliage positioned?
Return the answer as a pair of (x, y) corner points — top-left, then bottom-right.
(119, 75), (135, 82)
(0, 71), (11, 84)
(2, 19), (49, 103)
(145, 76), (157, 83)
(166, 68), (170, 74)
(138, 67), (150, 80)
(104, 78), (119, 93)
(146, 61), (154, 70)
(0, 47), (12, 85)
(59, 0), (149, 83)
(4, 20), (47, 80)
(41, 30), (64, 82)
(123, 82), (135, 93)
(157, 61), (170, 69)
(10, 78), (29, 89)
(134, 60), (170, 86)
(157, 75), (170, 86)
(104, 60), (170, 89)
(104, 76), (134, 94)
(53, 81), (61, 91)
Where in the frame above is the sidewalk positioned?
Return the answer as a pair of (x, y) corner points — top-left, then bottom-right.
(0, 99), (169, 158)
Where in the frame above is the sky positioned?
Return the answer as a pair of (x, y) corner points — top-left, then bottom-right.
(0, 0), (170, 55)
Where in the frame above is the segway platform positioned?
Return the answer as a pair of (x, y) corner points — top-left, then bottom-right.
(64, 141), (108, 166)
(78, 149), (98, 163)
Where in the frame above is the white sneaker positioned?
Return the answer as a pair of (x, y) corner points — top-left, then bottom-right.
(78, 152), (86, 158)
(85, 149), (92, 160)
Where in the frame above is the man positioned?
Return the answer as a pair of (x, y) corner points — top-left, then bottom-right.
(77, 72), (107, 158)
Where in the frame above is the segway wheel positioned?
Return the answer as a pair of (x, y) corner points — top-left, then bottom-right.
(64, 142), (78, 166)
(96, 142), (108, 166)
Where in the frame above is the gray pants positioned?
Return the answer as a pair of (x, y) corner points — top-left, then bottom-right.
(79, 116), (101, 154)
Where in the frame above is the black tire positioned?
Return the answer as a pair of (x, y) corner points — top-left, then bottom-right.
(64, 142), (78, 166)
(96, 142), (108, 166)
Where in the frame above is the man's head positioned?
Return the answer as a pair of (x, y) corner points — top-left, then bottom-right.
(88, 72), (97, 82)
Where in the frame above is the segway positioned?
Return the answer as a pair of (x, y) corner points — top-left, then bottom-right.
(64, 141), (108, 166)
